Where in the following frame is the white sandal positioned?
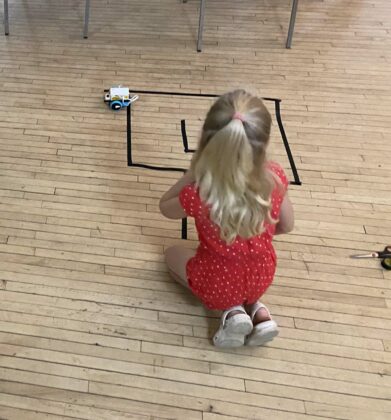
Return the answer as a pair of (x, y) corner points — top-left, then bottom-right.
(213, 305), (253, 348)
(245, 302), (279, 346)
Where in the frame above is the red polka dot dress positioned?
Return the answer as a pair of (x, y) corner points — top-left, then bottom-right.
(179, 162), (289, 311)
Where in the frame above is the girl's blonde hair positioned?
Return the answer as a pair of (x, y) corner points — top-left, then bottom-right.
(191, 89), (276, 244)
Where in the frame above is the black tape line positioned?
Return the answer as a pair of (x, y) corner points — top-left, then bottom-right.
(124, 89), (302, 238)
(181, 218), (188, 240)
(131, 163), (185, 173)
(129, 89), (279, 104)
(274, 101), (302, 186)
(181, 120), (196, 153)
(127, 105), (132, 166)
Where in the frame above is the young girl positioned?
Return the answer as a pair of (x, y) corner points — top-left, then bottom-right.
(159, 89), (294, 348)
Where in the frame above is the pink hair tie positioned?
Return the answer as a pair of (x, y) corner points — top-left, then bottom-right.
(232, 112), (246, 122)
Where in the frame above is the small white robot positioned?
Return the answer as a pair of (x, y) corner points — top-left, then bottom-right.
(104, 86), (139, 111)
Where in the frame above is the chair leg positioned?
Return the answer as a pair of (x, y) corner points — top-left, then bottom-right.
(4, 0), (9, 35)
(83, 0), (90, 38)
(286, 0), (298, 48)
(197, 0), (206, 52)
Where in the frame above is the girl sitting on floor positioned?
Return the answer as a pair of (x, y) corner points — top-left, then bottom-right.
(160, 89), (294, 348)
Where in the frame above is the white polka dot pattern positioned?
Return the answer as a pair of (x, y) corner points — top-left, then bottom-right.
(178, 161), (289, 310)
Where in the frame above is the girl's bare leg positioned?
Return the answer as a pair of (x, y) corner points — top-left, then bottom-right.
(164, 246), (196, 289)
(166, 246), (251, 348)
(245, 302), (272, 325)
(166, 246), (244, 320)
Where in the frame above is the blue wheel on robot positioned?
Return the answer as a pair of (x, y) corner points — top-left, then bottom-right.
(110, 101), (123, 111)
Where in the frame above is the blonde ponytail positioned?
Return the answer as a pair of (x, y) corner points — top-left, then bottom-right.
(191, 90), (276, 244)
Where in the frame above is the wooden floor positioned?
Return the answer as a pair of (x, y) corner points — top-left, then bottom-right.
(0, 0), (390, 419)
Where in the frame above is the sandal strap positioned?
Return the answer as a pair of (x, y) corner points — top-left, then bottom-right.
(249, 302), (272, 321)
(221, 305), (247, 326)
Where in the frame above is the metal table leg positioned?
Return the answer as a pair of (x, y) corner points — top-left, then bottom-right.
(83, 0), (90, 38)
(4, 0), (9, 35)
(197, 0), (206, 52)
(286, 0), (299, 48)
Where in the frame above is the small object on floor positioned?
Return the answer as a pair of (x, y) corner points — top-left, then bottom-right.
(350, 246), (391, 270)
(213, 306), (253, 348)
(104, 85), (139, 111)
(245, 302), (279, 347)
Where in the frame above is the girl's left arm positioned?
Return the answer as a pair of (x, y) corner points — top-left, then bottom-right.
(159, 171), (194, 219)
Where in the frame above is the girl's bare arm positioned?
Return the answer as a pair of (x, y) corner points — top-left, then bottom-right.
(275, 194), (294, 235)
(159, 171), (194, 219)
